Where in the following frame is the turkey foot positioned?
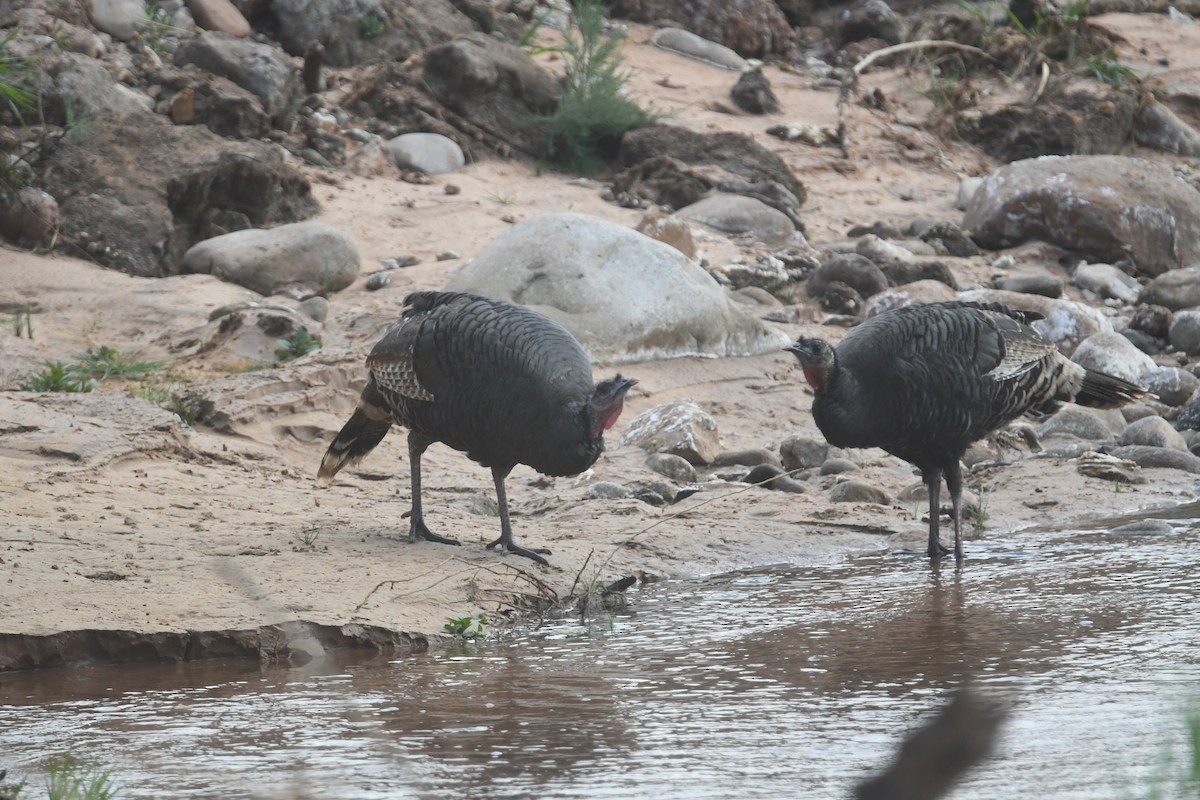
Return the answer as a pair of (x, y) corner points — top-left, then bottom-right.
(927, 539), (951, 559)
(487, 536), (551, 566)
(410, 517), (461, 546)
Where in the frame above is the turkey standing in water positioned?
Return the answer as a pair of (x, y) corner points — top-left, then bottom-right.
(786, 301), (1147, 562)
(319, 291), (637, 566)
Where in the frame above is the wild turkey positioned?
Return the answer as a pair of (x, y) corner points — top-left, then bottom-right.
(786, 301), (1148, 562)
(319, 291), (637, 565)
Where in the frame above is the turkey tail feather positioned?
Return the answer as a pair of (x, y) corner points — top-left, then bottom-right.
(1076, 370), (1149, 408)
(317, 409), (392, 484)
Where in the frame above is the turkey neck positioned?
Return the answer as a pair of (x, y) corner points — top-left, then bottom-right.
(809, 358), (875, 449)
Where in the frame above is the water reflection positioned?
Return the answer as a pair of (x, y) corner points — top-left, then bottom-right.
(1, 514), (1198, 799)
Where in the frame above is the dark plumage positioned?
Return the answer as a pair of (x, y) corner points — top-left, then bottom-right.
(319, 291), (636, 565)
(786, 301), (1148, 562)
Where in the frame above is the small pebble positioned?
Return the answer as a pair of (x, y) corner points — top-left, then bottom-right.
(586, 481), (631, 500)
(819, 458), (859, 475)
(365, 272), (393, 291)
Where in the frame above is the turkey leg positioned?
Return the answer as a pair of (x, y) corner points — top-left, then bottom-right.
(406, 432), (461, 546)
(486, 465), (551, 566)
(944, 459), (966, 563)
(924, 467), (950, 560)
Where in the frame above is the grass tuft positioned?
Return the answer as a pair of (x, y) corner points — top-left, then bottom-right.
(19, 361), (95, 393)
(74, 345), (165, 380)
(275, 327), (321, 362)
(41, 754), (117, 800)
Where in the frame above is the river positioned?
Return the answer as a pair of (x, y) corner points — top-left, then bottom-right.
(2, 506), (1198, 799)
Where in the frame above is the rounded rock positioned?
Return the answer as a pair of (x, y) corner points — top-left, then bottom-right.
(385, 133), (466, 175)
(645, 452), (699, 483)
(819, 457), (859, 475)
(780, 435), (828, 471)
(829, 480), (890, 504)
(1119, 416), (1189, 451)
(1070, 331), (1156, 383)
(1168, 309), (1200, 356)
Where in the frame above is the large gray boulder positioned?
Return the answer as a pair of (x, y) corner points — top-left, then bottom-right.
(270, 0), (475, 66)
(445, 212), (790, 364)
(174, 33), (302, 128)
(963, 155), (1200, 277)
(677, 194), (795, 244)
(181, 221), (360, 295)
(5, 38), (151, 125)
(167, 152), (320, 245)
(422, 34), (560, 159)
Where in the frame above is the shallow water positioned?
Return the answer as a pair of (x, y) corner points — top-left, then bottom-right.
(2, 507), (1199, 799)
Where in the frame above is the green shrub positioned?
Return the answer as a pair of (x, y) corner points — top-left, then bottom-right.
(1, 28), (37, 203)
(19, 362), (95, 393)
(75, 345), (165, 380)
(542, 0), (657, 174)
(275, 327), (321, 362)
(0, 28), (35, 117)
(19, 345), (165, 394)
(44, 754), (117, 800)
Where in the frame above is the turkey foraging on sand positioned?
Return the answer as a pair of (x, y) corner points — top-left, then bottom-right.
(786, 301), (1147, 562)
(318, 291), (636, 565)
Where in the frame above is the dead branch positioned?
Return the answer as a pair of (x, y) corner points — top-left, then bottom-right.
(838, 40), (994, 158)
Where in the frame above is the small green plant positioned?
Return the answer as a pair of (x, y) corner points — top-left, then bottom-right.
(1061, 0), (1092, 23)
(542, 0), (658, 174)
(75, 345), (164, 380)
(5, 302), (34, 338)
(1005, 6), (1037, 37)
(0, 28), (36, 118)
(135, 384), (172, 406)
(138, 3), (175, 53)
(360, 13), (384, 38)
(43, 754), (118, 800)
(1085, 56), (1136, 85)
(275, 327), (321, 362)
(968, 481), (989, 529)
(20, 361), (95, 393)
(61, 101), (92, 146)
(295, 527), (320, 548)
(135, 384), (205, 425)
(1, 29), (38, 202)
(20, 346), (166, 394)
(170, 391), (206, 424)
(443, 612), (488, 640)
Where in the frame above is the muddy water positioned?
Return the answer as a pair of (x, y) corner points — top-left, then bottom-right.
(2, 509), (1198, 800)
